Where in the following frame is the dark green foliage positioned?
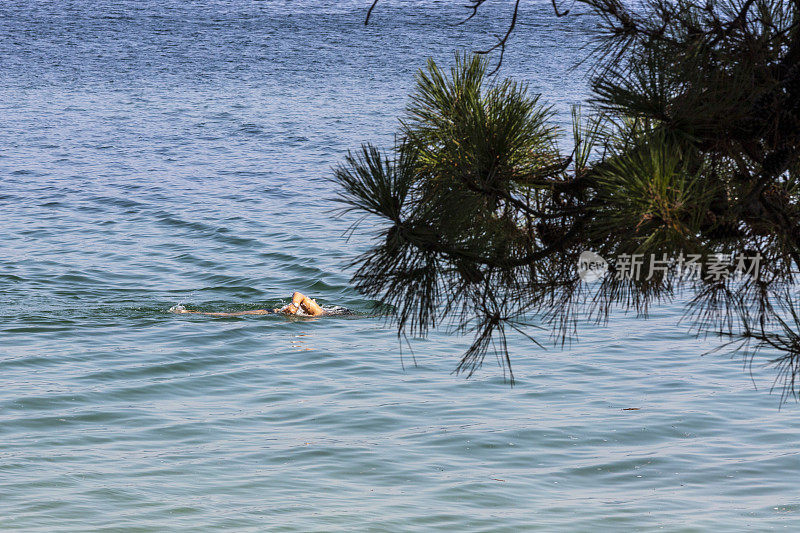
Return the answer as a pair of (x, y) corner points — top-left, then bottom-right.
(335, 0), (800, 396)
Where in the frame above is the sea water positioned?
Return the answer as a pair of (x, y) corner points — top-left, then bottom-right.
(1, 1), (798, 530)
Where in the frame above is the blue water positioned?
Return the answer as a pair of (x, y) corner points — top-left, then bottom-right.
(1, 1), (798, 530)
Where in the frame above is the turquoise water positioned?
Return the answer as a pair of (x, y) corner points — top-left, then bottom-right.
(1, 1), (798, 530)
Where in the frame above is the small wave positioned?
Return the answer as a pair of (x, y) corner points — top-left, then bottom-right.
(321, 305), (354, 316)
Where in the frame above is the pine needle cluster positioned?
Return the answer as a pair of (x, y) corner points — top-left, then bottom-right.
(335, 0), (800, 396)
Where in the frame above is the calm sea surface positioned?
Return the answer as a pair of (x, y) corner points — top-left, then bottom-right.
(1, 1), (798, 530)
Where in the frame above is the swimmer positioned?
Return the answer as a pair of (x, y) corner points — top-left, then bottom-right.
(173, 291), (325, 317)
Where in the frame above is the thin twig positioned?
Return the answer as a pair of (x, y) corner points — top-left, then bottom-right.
(365, 0), (380, 25)
(475, 0), (521, 75)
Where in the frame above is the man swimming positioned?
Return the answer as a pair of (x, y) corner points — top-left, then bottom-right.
(173, 291), (326, 317)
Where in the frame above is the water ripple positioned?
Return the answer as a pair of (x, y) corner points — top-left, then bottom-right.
(1, 0), (798, 530)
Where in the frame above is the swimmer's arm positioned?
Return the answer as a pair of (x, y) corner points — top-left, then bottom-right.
(177, 309), (273, 316)
(292, 292), (324, 316)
